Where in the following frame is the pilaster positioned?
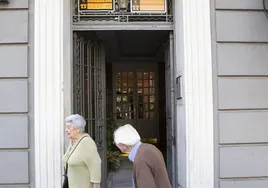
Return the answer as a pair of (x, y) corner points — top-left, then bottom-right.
(34, 0), (65, 187)
(174, 0), (214, 187)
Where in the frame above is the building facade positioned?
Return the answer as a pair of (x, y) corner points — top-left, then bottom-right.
(0, 0), (35, 188)
(0, 0), (268, 188)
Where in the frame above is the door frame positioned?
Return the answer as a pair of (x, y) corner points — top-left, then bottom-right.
(164, 31), (177, 187)
(33, 0), (215, 188)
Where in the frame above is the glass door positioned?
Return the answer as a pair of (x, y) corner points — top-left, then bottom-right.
(113, 62), (159, 144)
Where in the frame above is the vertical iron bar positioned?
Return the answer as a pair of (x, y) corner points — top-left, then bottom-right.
(97, 45), (101, 143)
(81, 40), (85, 117)
(78, 37), (82, 114)
(77, 36), (81, 114)
(89, 42), (93, 136)
(87, 42), (91, 135)
(94, 44), (98, 143)
(96, 44), (99, 142)
(73, 33), (78, 112)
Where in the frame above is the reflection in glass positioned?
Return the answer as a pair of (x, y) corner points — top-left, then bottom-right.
(116, 106), (121, 112)
(150, 95), (155, 103)
(122, 95), (127, 103)
(138, 103), (143, 111)
(128, 104), (132, 111)
(116, 79), (121, 87)
(116, 96), (121, 103)
(144, 104), (148, 111)
(122, 81), (127, 87)
(129, 112), (134, 119)
(144, 80), (149, 87)
(149, 72), (154, 79)
(120, 113), (126, 119)
(144, 112), (149, 119)
(116, 88), (121, 94)
(128, 88), (133, 94)
(144, 88), (149, 95)
(116, 112), (121, 119)
(150, 112), (155, 119)
(137, 88), (143, 94)
(122, 104), (127, 111)
(143, 72), (149, 79)
(150, 88), (155, 94)
(137, 80), (142, 87)
(122, 87), (127, 94)
(143, 96), (148, 103)
(150, 80), (154, 87)
(150, 104), (155, 110)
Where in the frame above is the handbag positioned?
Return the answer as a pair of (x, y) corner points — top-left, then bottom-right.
(62, 135), (88, 188)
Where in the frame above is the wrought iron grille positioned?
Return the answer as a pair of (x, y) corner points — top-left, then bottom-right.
(73, 32), (107, 185)
(72, 0), (173, 23)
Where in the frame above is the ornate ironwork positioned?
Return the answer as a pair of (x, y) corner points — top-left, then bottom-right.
(73, 33), (107, 186)
(72, 0), (173, 23)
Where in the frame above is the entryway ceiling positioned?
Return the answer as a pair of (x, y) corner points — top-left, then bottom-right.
(96, 31), (168, 60)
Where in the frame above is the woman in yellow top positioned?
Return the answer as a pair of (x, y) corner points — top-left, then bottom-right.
(62, 114), (102, 188)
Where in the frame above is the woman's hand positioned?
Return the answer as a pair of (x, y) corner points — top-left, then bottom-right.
(92, 183), (101, 188)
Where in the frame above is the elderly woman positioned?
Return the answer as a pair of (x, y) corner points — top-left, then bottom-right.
(114, 124), (171, 188)
(62, 114), (102, 188)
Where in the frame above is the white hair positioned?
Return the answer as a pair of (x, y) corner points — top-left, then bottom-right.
(65, 114), (86, 132)
(114, 124), (141, 146)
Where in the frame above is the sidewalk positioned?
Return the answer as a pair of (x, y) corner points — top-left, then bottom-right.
(110, 157), (133, 188)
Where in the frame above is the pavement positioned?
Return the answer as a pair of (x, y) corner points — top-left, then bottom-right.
(110, 157), (133, 188)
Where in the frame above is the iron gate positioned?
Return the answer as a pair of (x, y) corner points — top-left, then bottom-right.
(73, 32), (107, 187)
(165, 31), (177, 188)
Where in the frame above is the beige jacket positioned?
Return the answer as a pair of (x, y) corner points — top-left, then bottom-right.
(62, 134), (102, 188)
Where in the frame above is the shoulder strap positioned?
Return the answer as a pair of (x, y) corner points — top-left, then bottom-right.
(64, 135), (88, 175)
(66, 135), (88, 163)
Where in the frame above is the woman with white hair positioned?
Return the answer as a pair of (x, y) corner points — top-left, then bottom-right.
(62, 114), (101, 188)
(114, 124), (172, 188)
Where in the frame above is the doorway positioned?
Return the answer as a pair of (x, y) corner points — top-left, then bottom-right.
(72, 30), (176, 188)
(113, 63), (159, 143)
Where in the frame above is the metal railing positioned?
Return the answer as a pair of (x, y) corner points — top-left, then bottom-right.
(72, 0), (173, 23)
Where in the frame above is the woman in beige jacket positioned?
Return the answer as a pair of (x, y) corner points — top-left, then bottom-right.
(62, 114), (102, 188)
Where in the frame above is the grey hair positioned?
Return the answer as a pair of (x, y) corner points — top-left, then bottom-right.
(65, 114), (86, 132)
